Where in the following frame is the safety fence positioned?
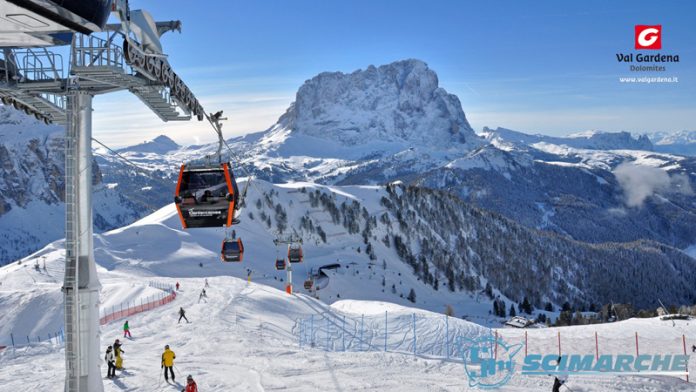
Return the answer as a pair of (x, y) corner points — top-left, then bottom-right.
(1, 282), (176, 355)
(497, 328), (691, 382)
(296, 312), (691, 382)
(99, 281), (176, 325)
(296, 311), (487, 358)
(0, 329), (65, 352)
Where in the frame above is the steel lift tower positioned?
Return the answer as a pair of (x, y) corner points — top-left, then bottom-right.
(0, 1), (208, 390)
(274, 233), (303, 294)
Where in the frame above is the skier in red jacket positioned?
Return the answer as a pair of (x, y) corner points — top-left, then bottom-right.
(182, 374), (198, 392)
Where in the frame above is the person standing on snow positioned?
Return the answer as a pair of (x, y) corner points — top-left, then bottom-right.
(123, 320), (131, 338)
(178, 307), (190, 323)
(104, 345), (116, 379)
(161, 345), (176, 382)
(176, 282), (180, 291)
(113, 339), (124, 369)
(198, 289), (207, 303)
(205, 278), (209, 288)
(181, 374), (198, 392)
(551, 356), (567, 392)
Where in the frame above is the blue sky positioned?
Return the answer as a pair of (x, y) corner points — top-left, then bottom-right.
(94, 0), (696, 147)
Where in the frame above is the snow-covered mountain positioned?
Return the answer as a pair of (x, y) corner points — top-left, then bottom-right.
(648, 130), (696, 156)
(3, 58), (696, 302)
(93, 59), (696, 254)
(0, 107), (166, 265)
(482, 127), (654, 151)
(116, 134), (180, 155)
(282, 59), (479, 153)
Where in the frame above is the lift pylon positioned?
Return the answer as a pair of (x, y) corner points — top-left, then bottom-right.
(0, 1), (213, 391)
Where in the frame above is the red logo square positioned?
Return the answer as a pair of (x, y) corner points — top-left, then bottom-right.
(635, 25), (661, 50)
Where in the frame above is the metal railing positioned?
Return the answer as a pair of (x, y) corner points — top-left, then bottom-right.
(13, 48), (64, 81)
(72, 32), (124, 69)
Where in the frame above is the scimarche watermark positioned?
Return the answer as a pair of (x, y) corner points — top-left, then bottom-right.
(457, 335), (690, 389)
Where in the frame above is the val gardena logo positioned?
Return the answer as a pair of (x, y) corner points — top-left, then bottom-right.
(617, 24), (680, 83)
(635, 25), (661, 50)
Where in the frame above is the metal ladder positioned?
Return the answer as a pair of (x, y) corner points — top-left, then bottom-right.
(63, 103), (79, 392)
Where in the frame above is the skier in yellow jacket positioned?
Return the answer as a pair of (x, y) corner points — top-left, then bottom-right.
(161, 345), (176, 382)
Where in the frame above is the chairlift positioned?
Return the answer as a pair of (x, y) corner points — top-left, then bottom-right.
(174, 162), (240, 228)
(221, 238), (244, 262)
(288, 244), (303, 263)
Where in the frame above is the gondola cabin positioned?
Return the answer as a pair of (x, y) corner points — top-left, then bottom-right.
(288, 245), (303, 263)
(304, 279), (313, 290)
(221, 238), (244, 262)
(174, 162), (239, 228)
(275, 258), (286, 270)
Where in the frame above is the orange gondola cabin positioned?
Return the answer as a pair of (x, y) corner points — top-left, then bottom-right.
(221, 238), (244, 262)
(288, 244), (303, 263)
(174, 162), (239, 228)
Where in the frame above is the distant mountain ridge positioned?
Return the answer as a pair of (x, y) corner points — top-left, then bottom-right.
(116, 134), (180, 155)
(647, 130), (696, 156)
(482, 127), (654, 151)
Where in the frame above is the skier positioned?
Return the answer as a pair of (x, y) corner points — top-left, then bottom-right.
(123, 320), (131, 338)
(198, 289), (207, 303)
(113, 339), (124, 369)
(551, 356), (567, 392)
(181, 374), (198, 392)
(176, 281), (180, 291)
(161, 344), (176, 382)
(205, 278), (209, 288)
(104, 345), (116, 379)
(178, 307), (190, 323)
(692, 344), (695, 353)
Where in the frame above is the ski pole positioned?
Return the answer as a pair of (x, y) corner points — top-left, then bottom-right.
(158, 365), (163, 386)
(562, 384), (574, 392)
(174, 364), (183, 379)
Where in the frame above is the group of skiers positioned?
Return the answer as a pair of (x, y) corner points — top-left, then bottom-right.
(103, 280), (210, 390)
(103, 337), (125, 379)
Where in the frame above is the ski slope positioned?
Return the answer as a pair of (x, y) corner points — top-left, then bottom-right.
(1, 273), (696, 391)
(1, 181), (696, 390)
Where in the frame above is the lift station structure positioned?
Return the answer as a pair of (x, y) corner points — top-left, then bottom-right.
(0, 1), (211, 390)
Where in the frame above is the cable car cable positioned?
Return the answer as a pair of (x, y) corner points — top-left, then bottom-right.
(91, 137), (176, 189)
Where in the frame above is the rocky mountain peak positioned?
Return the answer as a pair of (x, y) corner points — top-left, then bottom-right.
(275, 59), (478, 151)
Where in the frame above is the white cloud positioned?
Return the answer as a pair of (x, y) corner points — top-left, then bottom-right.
(613, 162), (694, 208)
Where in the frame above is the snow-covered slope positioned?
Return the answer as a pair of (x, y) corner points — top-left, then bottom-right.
(1, 247), (694, 391)
(4, 179), (695, 329)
